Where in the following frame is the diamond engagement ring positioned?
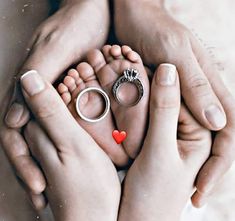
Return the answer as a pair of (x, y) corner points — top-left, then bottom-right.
(112, 68), (144, 107)
(76, 87), (110, 123)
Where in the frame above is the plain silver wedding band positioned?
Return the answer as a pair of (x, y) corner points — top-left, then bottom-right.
(76, 87), (110, 123)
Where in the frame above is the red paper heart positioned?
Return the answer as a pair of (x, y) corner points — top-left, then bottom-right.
(112, 130), (127, 144)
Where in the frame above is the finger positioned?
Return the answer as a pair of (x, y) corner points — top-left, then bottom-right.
(190, 33), (234, 109)
(5, 102), (30, 128)
(148, 63), (180, 155)
(190, 35), (235, 206)
(24, 121), (59, 170)
(193, 118), (235, 205)
(178, 103), (211, 163)
(29, 193), (48, 211)
(5, 81), (30, 128)
(0, 126), (46, 194)
(16, 175), (48, 211)
(177, 49), (226, 131)
(20, 70), (88, 152)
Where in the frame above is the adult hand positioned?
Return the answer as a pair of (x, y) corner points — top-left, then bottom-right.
(6, 0), (109, 124)
(118, 64), (211, 220)
(20, 70), (120, 221)
(1, 0), (109, 210)
(114, 1), (235, 207)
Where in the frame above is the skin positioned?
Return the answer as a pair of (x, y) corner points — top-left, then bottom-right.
(20, 62), (212, 221)
(1, 0), (234, 216)
(118, 64), (211, 221)
(21, 71), (121, 221)
(0, 0), (52, 220)
(114, 0), (235, 207)
(57, 45), (150, 160)
(1, 0), (110, 209)
(58, 61), (130, 167)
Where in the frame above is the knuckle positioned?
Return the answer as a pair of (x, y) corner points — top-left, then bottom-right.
(34, 26), (61, 49)
(162, 28), (190, 50)
(35, 103), (59, 120)
(151, 94), (179, 110)
(215, 154), (232, 172)
(42, 28), (64, 47)
(191, 78), (208, 89)
(157, 28), (191, 62)
(31, 88), (62, 120)
(1, 130), (28, 160)
(35, 22), (51, 38)
(2, 129), (15, 146)
(35, 22), (47, 33)
(184, 75), (211, 97)
(44, 31), (59, 44)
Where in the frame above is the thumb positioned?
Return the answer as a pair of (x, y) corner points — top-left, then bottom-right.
(20, 70), (86, 152)
(148, 64), (181, 154)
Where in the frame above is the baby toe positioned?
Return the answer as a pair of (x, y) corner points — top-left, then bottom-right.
(126, 50), (142, 63)
(87, 49), (107, 73)
(76, 62), (96, 82)
(121, 46), (142, 63)
(102, 45), (113, 63)
(58, 83), (68, 94)
(61, 92), (72, 105)
(58, 83), (71, 105)
(110, 45), (123, 59)
(121, 45), (132, 56)
(64, 75), (77, 92)
(68, 69), (80, 84)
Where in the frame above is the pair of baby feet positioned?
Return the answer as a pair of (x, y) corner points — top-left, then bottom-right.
(57, 45), (150, 166)
(56, 46), (212, 219)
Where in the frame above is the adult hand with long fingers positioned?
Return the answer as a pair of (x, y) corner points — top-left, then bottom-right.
(118, 64), (211, 221)
(190, 52), (235, 207)
(1, 0), (110, 210)
(20, 70), (120, 221)
(114, 0), (235, 207)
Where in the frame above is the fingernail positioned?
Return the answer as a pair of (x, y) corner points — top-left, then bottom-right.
(205, 105), (226, 129)
(156, 63), (177, 86)
(5, 103), (24, 125)
(21, 70), (45, 96)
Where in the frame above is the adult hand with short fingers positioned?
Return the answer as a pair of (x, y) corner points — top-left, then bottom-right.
(1, 0), (110, 210)
(115, 1), (235, 207)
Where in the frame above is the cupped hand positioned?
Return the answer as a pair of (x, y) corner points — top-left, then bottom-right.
(6, 0), (110, 126)
(115, 1), (235, 206)
(1, 0), (110, 210)
(21, 70), (120, 221)
(119, 64), (211, 221)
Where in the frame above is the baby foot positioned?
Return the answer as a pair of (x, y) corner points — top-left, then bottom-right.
(57, 62), (129, 166)
(87, 45), (150, 159)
